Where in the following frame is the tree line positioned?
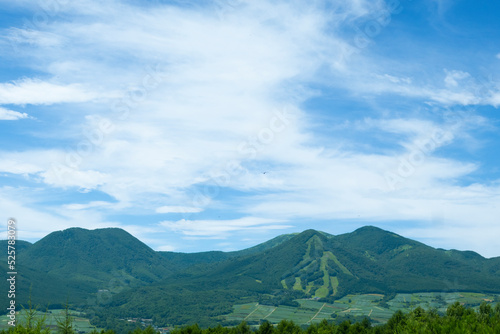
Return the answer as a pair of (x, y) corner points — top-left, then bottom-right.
(3, 302), (500, 334)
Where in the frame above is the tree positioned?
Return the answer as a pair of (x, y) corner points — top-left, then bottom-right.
(256, 321), (274, 334)
(478, 302), (493, 323)
(145, 327), (159, 334)
(233, 321), (251, 334)
(494, 303), (500, 318)
(360, 317), (371, 330)
(19, 286), (50, 334)
(446, 301), (465, 319)
(336, 320), (350, 334)
(56, 303), (74, 334)
(317, 319), (333, 334)
(275, 320), (301, 334)
(386, 310), (405, 332)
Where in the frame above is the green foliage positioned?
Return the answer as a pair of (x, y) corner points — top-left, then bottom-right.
(55, 303), (74, 334)
(165, 304), (500, 334)
(3, 304), (500, 334)
(275, 320), (302, 334)
(3, 226), (500, 329)
(2, 228), (173, 307)
(20, 227), (171, 285)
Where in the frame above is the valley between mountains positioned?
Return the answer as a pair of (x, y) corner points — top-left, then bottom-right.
(2, 226), (499, 330)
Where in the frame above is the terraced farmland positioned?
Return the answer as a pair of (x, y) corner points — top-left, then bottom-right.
(226, 292), (499, 325)
(0, 309), (99, 332)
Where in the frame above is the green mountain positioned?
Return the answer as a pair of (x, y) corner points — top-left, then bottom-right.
(14, 227), (172, 305)
(0, 238), (93, 306)
(23, 227), (170, 280)
(3, 226), (499, 328)
(227, 232), (299, 257)
(159, 232), (298, 270)
(104, 227), (500, 327)
(0, 239), (32, 253)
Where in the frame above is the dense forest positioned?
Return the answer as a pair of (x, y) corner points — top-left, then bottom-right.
(3, 227), (500, 328)
(3, 302), (500, 334)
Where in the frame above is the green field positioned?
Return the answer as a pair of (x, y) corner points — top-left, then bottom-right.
(226, 292), (500, 325)
(2, 293), (497, 330)
(0, 309), (100, 333)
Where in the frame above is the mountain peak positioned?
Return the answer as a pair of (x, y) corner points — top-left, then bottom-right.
(12, 225), (500, 327)
(349, 225), (407, 240)
(290, 229), (331, 246)
(57, 226), (133, 236)
(297, 229), (332, 238)
(20, 226), (170, 292)
(300, 228), (321, 236)
(352, 225), (389, 234)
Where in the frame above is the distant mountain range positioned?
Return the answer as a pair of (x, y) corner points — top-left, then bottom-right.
(2, 226), (499, 327)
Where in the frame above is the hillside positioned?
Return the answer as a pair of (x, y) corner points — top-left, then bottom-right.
(15, 227), (172, 305)
(0, 239), (32, 253)
(103, 227), (500, 326)
(3, 225), (498, 327)
(158, 232), (298, 270)
(1, 238), (94, 305)
(2, 227), (296, 307)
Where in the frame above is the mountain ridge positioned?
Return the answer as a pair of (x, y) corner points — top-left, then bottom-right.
(101, 227), (499, 326)
(2, 225), (499, 328)
(5, 225), (498, 259)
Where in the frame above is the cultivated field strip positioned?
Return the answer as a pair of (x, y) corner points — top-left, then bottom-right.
(226, 292), (500, 325)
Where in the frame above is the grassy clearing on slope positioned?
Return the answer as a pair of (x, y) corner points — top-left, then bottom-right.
(330, 277), (339, 296)
(325, 251), (352, 276)
(293, 277), (303, 291)
(314, 253), (331, 299)
(226, 292), (499, 325)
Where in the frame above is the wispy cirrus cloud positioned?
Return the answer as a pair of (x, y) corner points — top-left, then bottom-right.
(0, 107), (30, 120)
(63, 201), (114, 211)
(0, 78), (100, 105)
(5, 28), (62, 48)
(156, 206), (204, 214)
(0, 0), (499, 257)
(160, 217), (291, 238)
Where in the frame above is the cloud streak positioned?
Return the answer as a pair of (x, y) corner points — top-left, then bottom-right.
(0, 78), (99, 105)
(0, 107), (30, 120)
(159, 217), (291, 238)
(0, 0), (499, 257)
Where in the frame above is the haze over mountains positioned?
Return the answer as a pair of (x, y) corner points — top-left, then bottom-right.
(3, 226), (499, 326)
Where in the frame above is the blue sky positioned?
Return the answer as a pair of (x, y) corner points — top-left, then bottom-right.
(1, 0), (500, 257)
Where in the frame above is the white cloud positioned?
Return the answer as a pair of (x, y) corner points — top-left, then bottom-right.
(0, 187), (119, 241)
(1, 0), (499, 256)
(429, 89), (479, 105)
(2, 1), (331, 201)
(444, 69), (470, 88)
(488, 92), (500, 107)
(63, 201), (114, 210)
(0, 160), (41, 174)
(41, 166), (108, 190)
(160, 217), (291, 238)
(156, 245), (176, 252)
(0, 107), (30, 120)
(0, 150), (62, 175)
(331, 70), (485, 106)
(6, 28), (62, 48)
(0, 78), (99, 105)
(380, 74), (412, 84)
(156, 206), (203, 214)
(399, 221), (500, 259)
